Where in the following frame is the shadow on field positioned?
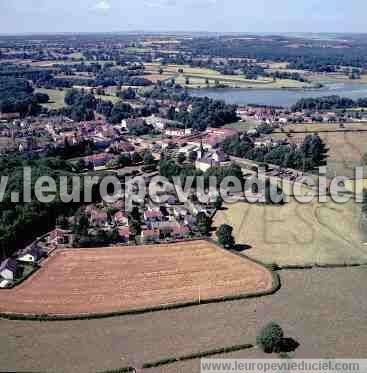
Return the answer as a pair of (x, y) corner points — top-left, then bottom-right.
(234, 244), (252, 252)
(280, 337), (300, 353)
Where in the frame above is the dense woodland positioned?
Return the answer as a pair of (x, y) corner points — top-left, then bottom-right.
(183, 36), (367, 72)
(221, 133), (328, 171)
(0, 156), (79, 261)
(292, 95), (367, 111)
(0, 77), (46, 116)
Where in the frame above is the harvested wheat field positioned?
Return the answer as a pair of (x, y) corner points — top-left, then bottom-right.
(0, 241), (273, 316)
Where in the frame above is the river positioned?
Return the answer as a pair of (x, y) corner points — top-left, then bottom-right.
(189, 82), (367, 107)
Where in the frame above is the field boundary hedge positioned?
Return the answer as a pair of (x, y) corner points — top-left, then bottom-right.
(97, 368), (136, 373)
(11, 264), (41, 288)
(272, 262), (367, 270)
(142, 343), (254, 369)
(0, 240), (280, 321)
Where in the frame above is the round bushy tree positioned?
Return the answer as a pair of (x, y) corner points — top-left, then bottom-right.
(256, 322), (284, 353)
(216, 224), (235, 249)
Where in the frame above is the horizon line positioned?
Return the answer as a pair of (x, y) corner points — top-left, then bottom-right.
(0, 30), (366, 37)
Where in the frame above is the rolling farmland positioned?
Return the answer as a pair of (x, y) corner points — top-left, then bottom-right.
(1, 267), (366, 372)
(214, 199), (367, 266)
(143, 63), (311, 89)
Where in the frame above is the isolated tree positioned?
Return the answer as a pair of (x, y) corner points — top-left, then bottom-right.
(188, 150), (198, 163)
(132, 151), (143, 165)
(143, 150), (155, 165)
(256, 322), (284, 353)
(73, 214), (89, 236)
(216, 224), (235, 249)
(196, 212), (212, 235)
(76, 158), (86, 171)
(118, 154), (132, 168)
(129, 220), (141, 240)
(214, 196), (223, 210)
(301, 134), (328, 170)
(177, 153), (186, 164)
(130, 206), (141, 222)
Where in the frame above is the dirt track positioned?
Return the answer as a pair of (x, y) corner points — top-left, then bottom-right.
(0, 241), (273, 316)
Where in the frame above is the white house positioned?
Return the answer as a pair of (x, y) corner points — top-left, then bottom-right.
(145, 115), (166, 131)
(165, 128), (192, 137)
(18, 253), (37, 264)
(0, 279), (12, 288)
(0, 268), (14, 281)
(114, 211), (129, 227)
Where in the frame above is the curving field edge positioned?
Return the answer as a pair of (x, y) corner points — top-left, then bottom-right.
(0, 240), (280, 321)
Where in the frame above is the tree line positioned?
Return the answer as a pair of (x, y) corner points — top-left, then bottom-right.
(291, 95), (367, 111)
(221, 133), (328, 171)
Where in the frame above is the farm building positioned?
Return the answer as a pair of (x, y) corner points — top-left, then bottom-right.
(48, 228), (73, 247)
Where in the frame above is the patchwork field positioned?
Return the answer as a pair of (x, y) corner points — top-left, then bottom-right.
(144, 63), (311, 89)
(278, 122), (367, 133)
(0, 241), (273, 316)
(214, 199), (367, 266)
(1, 268), (367, 372)
(35, 88), (66, 110)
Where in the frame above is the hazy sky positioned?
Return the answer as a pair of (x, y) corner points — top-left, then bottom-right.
(0, 0), (365, 34)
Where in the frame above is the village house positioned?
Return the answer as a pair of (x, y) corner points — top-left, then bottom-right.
(195, 144), (230, 172)
(165, 128), (192, 137)
(144, 209), (163, 228)
(254, 138), (274, 147)
(171, 224), (191, 240)
(145, 115), (167, 131)
(17, 245), (44, 264)
(173, 207), (189, 220)
(88, 209), (109, 228)
(48, 228), (73, 247)
(121, 118), (146, 131)
(79, 153), (115, 171)
(0, 112), (20, 121)
(186, 200), (209, 216)
(92, 137), (113, 151)
(118, 227), (130, 243)
(141, 229), (160, 243)
(108, 140), (135, 154)
(0, 259), (17, 282)
(188, 127), (238, 150)
(154, 220), (179, 230)
(114, 211), (129, 227)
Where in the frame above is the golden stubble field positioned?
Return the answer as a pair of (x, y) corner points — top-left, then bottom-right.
(214, 198), (367, 266)
(0, 240), (273, 316)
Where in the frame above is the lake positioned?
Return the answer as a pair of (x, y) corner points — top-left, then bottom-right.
(189, 83), (367, 107)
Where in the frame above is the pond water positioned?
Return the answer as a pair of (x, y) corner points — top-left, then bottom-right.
(189, 83), (367, 107)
